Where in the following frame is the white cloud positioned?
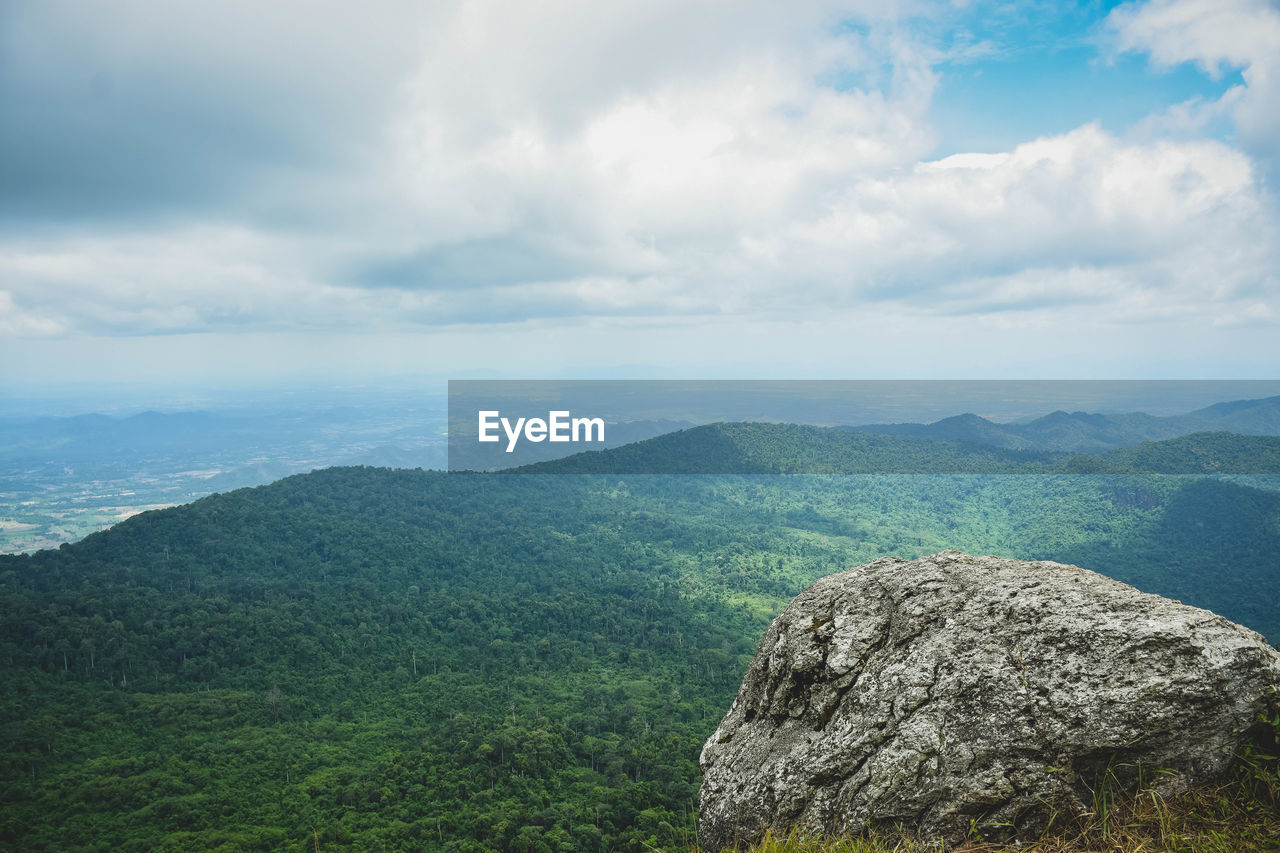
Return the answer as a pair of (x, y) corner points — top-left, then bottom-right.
(1, 0), (1278, 382)
(0, 228), (382, 335)
(1212, 301), (1276, 326)
(1107, 0), (1280, 164)
(385, 0), (940, 256)
(744, 125), (1275, 322)
(0, 290), (65, 337)
(6, 121), (1271, 340)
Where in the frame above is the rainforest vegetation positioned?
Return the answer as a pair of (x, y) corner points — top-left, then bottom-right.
(2, 459), (1279, 851)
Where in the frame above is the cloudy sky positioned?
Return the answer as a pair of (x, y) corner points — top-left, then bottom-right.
(2, 0), (1278, 397)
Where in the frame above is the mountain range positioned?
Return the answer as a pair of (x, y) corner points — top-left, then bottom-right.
(2, 400), (1280, 849)
(847, 394), (1280, 452)
(513, 422), (1280, 475)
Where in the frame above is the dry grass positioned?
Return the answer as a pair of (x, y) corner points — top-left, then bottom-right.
(693, 776), (1280, 853)
(688, 699), (1280, 853)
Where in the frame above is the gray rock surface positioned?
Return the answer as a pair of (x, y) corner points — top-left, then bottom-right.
(699, 551), (1280, 850)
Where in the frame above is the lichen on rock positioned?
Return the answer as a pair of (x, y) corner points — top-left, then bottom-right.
(698, 550), (1280, 851)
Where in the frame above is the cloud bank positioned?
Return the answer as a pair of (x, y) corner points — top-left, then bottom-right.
(1, 0), (1277, 380)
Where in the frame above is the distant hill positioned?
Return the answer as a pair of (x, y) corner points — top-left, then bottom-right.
(0, 405), (449, 553)
(513, 421), (1280, 475)
(849, 394), (1280, 453)
(512, 421), (1065, 473)
(1077, 431), (1280, 475)
(840, 412), (1040, 450)
(1183, 395), (1280, 432)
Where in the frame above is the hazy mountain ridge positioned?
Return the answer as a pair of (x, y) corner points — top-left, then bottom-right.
(1069, 431), (1280, 474)
(848, 394), (1280, 452)
(510, 422), (1063, 474)
(514, 422), (1280, 475)
(0, 406), (448, 553)
(6, 396), (1280, 553)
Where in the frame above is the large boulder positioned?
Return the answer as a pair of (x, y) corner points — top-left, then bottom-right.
(699, 551), (1280, 850)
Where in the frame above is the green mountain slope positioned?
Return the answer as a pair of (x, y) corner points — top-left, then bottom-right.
(514, 422), (1064, 473)
(1183, 394), (1280, 433)
(1086, 431), (1280, 474)
(515, 422), (1280, 475)
(2, 464), (1278, 851)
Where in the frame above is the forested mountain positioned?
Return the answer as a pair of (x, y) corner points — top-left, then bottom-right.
(515, 422), (1280, 475)
(3, 457), (1279, 851)
(6, 393), (1279, 554)
(849, 394), (1280, 452)
(1085, 431), (1280, 474)
(512, 422), (1065, 473)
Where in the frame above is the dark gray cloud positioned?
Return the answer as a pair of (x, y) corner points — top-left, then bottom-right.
(0, 1), (423, 225)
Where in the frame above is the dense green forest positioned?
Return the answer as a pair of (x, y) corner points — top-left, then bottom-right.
(514, 422), (1280, 475)
(2, 464), (1279, 851)
(1086, 430), (1280, 473)
(512, 423), (1065, 473)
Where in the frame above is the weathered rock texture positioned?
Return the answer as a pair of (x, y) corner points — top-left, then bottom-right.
(699, 551), (1280, 850)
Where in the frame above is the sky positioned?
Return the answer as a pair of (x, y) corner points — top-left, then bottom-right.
(2, 0), (1279, 405)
